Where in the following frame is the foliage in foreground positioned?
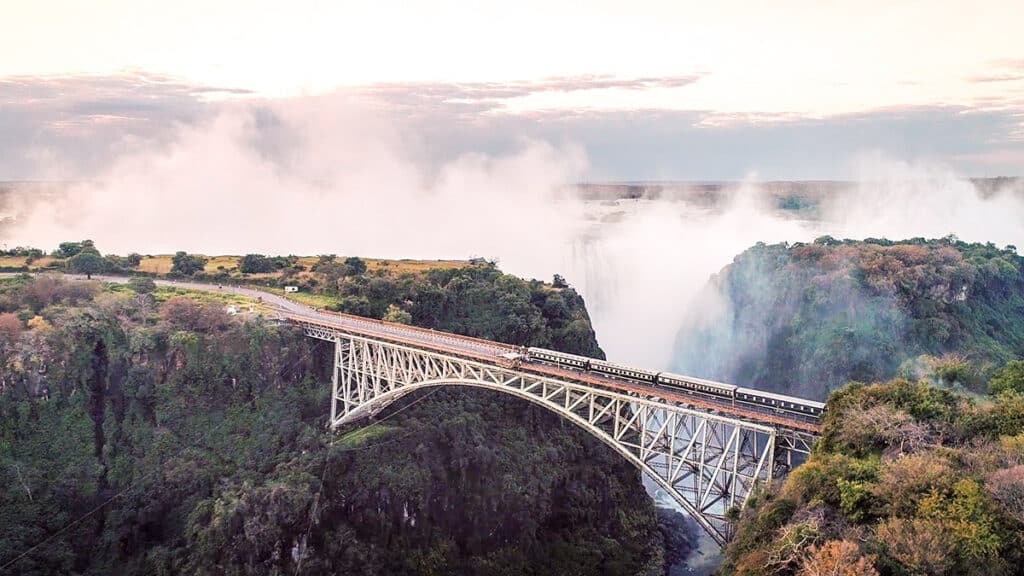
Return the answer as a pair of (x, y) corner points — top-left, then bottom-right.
(719, 376), (1024, 576)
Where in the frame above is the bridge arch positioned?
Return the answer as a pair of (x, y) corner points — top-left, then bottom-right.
(301, 329), (809, 545)
(338, 377), (721, 539)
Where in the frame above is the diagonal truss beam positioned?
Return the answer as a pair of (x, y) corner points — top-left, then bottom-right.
(307, 327), (816, 545)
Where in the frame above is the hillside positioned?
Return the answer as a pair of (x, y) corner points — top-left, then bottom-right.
(719, 374), (1024, 576)
(0, 244), (603, 359)
(0, 267), (684, 574)
(684, 236), (1024, 575)
(674, 237), (1024, 399)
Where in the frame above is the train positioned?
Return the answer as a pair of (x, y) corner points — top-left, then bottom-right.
(525, 347), (825, 422)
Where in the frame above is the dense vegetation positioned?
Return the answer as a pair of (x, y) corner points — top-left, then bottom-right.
(695, 236), (1024, 575)
(0, 270), (682, 575)
(719, 373), (1024, 575)
(675, 237), (1024, 399)
(1, 243), (603, 359)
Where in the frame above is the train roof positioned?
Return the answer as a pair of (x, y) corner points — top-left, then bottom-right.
(526, 347), (593, 362)
(658, 371), (738, 390)
(590, 358), (659, 375)
(735, 386), (826, 409)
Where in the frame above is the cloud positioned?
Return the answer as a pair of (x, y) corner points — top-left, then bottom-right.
(969, 74), (1024, 83)
(668, 159), (1024, 393)
(968, 59), (1024, 83)
(2, 87), (1023, 373)
(1, 99), (589, 269)
(1, 73), (1023, 183)
(353, 74), (706, 117)
(0, 72), (239, 178)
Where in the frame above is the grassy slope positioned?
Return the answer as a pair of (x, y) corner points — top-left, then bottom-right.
(4, 253), (466, 275)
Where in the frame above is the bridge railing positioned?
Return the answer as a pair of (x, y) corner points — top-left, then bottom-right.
(298, 308), (518, 354)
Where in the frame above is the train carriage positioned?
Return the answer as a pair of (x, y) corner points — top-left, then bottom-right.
(524, 346), (825, 422)
(589, 359), (659, 382)
(735, 387), (826, 417)
(526, 347), (591, 370)
(656, 372), (737, 400)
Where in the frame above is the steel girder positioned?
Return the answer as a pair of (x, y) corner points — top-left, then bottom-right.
(304, 326), (815, 545)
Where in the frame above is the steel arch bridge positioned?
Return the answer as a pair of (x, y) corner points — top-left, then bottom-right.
(296, 318), (819, 545)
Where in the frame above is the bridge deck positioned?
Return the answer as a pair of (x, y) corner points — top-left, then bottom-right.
(288, 311), (822, 435)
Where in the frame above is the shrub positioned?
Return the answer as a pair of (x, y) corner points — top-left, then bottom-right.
(0, 312), (22, 348)
(129, 277), (157, 294)
(992, 392), (1024, 436)
(985, 465), (1024, 525)
(873, 454), (954, 516)
(990, 360), (1024, 396)
(875, 517), (953, 575)
(797, 539), (878, 576)
(382, 304), (412, 325)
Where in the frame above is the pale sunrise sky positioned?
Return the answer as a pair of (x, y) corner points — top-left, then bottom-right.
(1, 0), (1022, 179)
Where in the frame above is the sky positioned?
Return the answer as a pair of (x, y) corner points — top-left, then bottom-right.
(1, 0), (1022, 180)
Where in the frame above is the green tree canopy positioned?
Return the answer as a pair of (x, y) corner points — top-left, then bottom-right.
(171, 251), (207, 276)
(239, 254), (274, 274)
(55, 239), (95, 258)
(344, 256), (367, 276)
(990, 360), (1024, 396)
(68, 250), (105, 279)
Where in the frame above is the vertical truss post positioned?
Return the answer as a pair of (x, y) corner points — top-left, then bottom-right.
(329, 337), (340, 427)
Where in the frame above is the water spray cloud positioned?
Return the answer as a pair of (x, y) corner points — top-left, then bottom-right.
(3, 101), (1023, 372)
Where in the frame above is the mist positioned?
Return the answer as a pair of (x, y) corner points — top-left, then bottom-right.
(2, 99), (1024, 371)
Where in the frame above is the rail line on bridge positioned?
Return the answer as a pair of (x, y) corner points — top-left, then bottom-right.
(287, 312), (822, 436)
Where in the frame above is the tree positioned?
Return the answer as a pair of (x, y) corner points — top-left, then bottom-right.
(171, 251), (207, 276)
(990, 360), (1024, 396)
(68, 250), (105, 279)
(382, 304), (412, 325)
(552, 274), (569, 289)
(239, 254), (274, 274)
(343, 256), (367, 276)
(55, 240), (93, 258)
(312, 254), (336, 272)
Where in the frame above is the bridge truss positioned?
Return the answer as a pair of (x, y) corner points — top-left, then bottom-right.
(301, 323), (816, 544)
